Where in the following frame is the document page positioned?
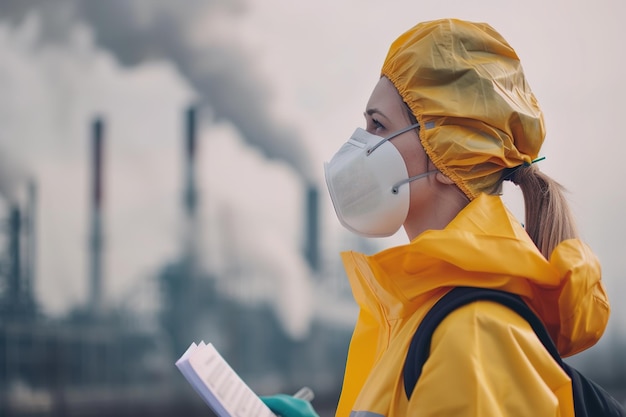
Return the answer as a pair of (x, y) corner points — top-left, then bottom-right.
(176, 341), (276, 417)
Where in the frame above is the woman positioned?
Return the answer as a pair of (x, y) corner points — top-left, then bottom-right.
(263, 18), (610, 417)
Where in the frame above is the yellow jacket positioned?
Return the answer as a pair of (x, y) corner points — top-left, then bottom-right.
(335, 194), (610, 417)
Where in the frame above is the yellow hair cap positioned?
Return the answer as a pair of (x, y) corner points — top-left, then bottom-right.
(381, 18), (545, 199)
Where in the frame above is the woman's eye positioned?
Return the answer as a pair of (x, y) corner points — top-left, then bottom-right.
(372, 118), (385, 130)
(363, 112), (386, 133)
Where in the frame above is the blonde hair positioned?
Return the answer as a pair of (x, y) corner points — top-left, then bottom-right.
(508, 165), (579, 258)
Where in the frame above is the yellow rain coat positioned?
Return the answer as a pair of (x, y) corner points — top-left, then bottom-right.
(335, 194), (610, 417)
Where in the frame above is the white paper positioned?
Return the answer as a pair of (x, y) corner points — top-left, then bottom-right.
(175, 341), (275, 417)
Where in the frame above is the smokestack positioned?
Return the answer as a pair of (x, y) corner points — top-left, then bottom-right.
(89, 116), (105, 315)
(8, 205), (21, 310)
(184, 105), (198, 219)
(22, 180), (37, 313)
(304, 185), (320, 272)
(7, 201), (36, 316)
(181, 105), (202, 273)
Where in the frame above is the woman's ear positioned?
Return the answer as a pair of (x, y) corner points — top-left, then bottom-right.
(435, 171), (455, 185)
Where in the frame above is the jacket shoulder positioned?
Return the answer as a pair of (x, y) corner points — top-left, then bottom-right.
(409, 300), (574, 417)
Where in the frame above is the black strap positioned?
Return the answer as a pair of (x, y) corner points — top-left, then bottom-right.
(403, 287), (562, 399)
(403, 287), (626, 416)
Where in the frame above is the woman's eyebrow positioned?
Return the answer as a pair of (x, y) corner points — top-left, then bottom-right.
(365, 108), (389, 119)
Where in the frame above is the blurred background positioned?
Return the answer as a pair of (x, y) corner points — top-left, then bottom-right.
(0, 0), (624, 416)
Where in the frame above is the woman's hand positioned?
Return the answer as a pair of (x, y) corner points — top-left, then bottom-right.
(261, 394), (320, 417)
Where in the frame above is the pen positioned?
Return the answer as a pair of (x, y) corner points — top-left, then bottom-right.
(293, 386), (315, 402)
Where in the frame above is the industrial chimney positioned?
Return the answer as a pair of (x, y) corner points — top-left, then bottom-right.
(182, 105), (200, 270)
(23, 180), (37, 312)
(7, 205), (22, 311)
(184, 106), (198, 220)
(304, 184), (320, 273)
(0, 163), (37, 316)
(89, 117), (105, 315)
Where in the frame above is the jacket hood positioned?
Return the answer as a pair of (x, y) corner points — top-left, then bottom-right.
(341, 194), (610, 356)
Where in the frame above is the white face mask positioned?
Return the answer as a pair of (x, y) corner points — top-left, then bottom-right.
(324, 123), (437, 237)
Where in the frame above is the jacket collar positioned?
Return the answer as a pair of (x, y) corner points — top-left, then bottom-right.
(341, 194), (608, 356)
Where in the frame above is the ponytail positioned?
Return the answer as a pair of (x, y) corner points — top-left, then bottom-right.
(508, 165), (579, 259)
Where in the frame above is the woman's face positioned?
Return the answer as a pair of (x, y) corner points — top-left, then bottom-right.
(364, 76), (463, 238)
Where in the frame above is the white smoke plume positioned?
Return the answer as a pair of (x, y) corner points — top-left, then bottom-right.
(0, 0), (315, 183)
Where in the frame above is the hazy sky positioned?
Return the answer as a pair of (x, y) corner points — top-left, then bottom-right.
(0, 0), (624, 344)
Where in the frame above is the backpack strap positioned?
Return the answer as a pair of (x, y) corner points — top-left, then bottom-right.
(403, 286), (561, 399)
(403, 286), (626, 416)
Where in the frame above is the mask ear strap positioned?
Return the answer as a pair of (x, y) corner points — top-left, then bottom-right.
(368, 123), (421, 156)
(391, 170), (438, 194)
